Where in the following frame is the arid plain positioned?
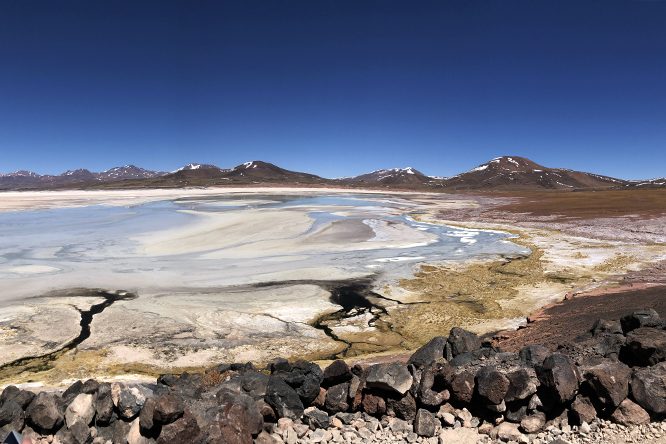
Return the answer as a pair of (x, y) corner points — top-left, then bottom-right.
(0, 187), (663, 386)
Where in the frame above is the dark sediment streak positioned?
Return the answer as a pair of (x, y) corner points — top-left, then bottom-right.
(0, 289), (136, 379)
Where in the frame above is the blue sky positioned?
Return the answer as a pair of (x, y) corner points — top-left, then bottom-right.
(0, 0), (664, 179)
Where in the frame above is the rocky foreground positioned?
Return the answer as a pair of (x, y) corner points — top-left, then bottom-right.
(3, 310), (666, 444)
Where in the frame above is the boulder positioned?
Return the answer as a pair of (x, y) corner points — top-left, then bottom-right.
(535, 353), (580, 404)
(139, 397), (157, 435)
(365, 363), (413, 396)
(112, 383), (151, 420)
(0, 386), (35, 410)
(156, 410), (200, 444)
(209, 389), (264, 443)
(621, 309), (662, 334)
(348, 375), (364, 411)
(611, 398), (650, 426)
(153, 393), (184, 425)
(520, 412), (546, 433)
(408, 336), (447, 368)
(303, 407), (330, 430)
(519, 344), (550, 367)
(591, 319), (623, 336)
(65, 394), (95, 427)
(25, 392), (64, 433)
(504, 402), (527, 422)
(386, 392), (417, 421)
(418, 362), (452, 407)
(361, 393), (386, 416)
(62, 381), (85, 407)
(505, 369), (538, 403)
(581, 358), (631, 411)
(591, 333), (626, 359)
(622, 327), (666, 366)
(240, 371), (270, 400)
(0, 399), (24, 431)
(322, 360), (352, 387)
(68, 420), (92, 444)
(324, 382), (349, 413)
(446, 328), (482, 359)
(264, 376), (304, 420)
(94, 383), (114, 425)
(570, 395), (597, 425)
(449, 348), (496, 367)
(631, 361), (666, 414)
(273, 361), (323, 405)
(450, 371), (475, 404)
(475, 366), (509, 405)
(414, 409), (437, 437)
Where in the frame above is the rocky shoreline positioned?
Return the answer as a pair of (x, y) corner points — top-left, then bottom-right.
(2, 309), (666, 443)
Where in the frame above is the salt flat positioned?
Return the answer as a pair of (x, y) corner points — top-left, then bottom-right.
(0, 188), (529, 379)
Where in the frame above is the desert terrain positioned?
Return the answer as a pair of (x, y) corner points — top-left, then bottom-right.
(0, 186), (663, 387)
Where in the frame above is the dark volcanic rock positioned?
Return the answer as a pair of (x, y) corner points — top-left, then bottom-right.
(264, 376), (304, 420)
(240, 371), (270, 400)
(450, 371), (475, 404)
(570, 395), (597, 425)
(0, 385), (35, 410)
(408, 336), (447, 368)
(361, 393), (386, 416)
(139, 397), (157, 435)
(418, 362), (452, 407)
(581, 358), (631, 411)
(322, 360), (352, 387)
(95, 383), (114, 425)
(519, 345), (550, 367)
(505, 369), (538, 403)
(505, 402), (528, 422)
(475, 366), (510, 405)
(324, 382), (349, 413)
(25, 392), (64, 433)
(621, 309), (662, 334)
(156, 410), (200, 444)
(303, 407), (330, 430)
(153, 393), (185, 425)
(611, 399), (651, 426)
(274, 360), (323, 405)
(365, 363), (413, 396)
(386, 392), (417, 421)
(414, 408), (437, 437)
(69, 420), (92, 444)
(631, 361), (666, 414)
(113, 383), (152, 420)
(622, 327), (666, 366)
(446, 327), (482, 358)
(536, 353), (580, 404)
(0, 400), (24, 431)
(591, 319), (623, 336)
(208, 389), (264, 442)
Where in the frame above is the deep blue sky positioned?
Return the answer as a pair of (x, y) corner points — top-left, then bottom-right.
(1, 1), (664, 179)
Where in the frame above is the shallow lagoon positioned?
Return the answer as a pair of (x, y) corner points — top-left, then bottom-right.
(0, 193), (527, 301)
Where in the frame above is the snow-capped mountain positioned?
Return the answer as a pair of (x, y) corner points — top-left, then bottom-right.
(222, 160), (326, 183)
(442, 156), (628, 190)
(342, 167), (444, 187)
(99, 165), (164, 180)
(0, 165), (166, 189)
(0, 157), (647, 191)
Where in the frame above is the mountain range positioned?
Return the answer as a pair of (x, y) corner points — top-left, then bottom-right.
(0, 157), (662, 191)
